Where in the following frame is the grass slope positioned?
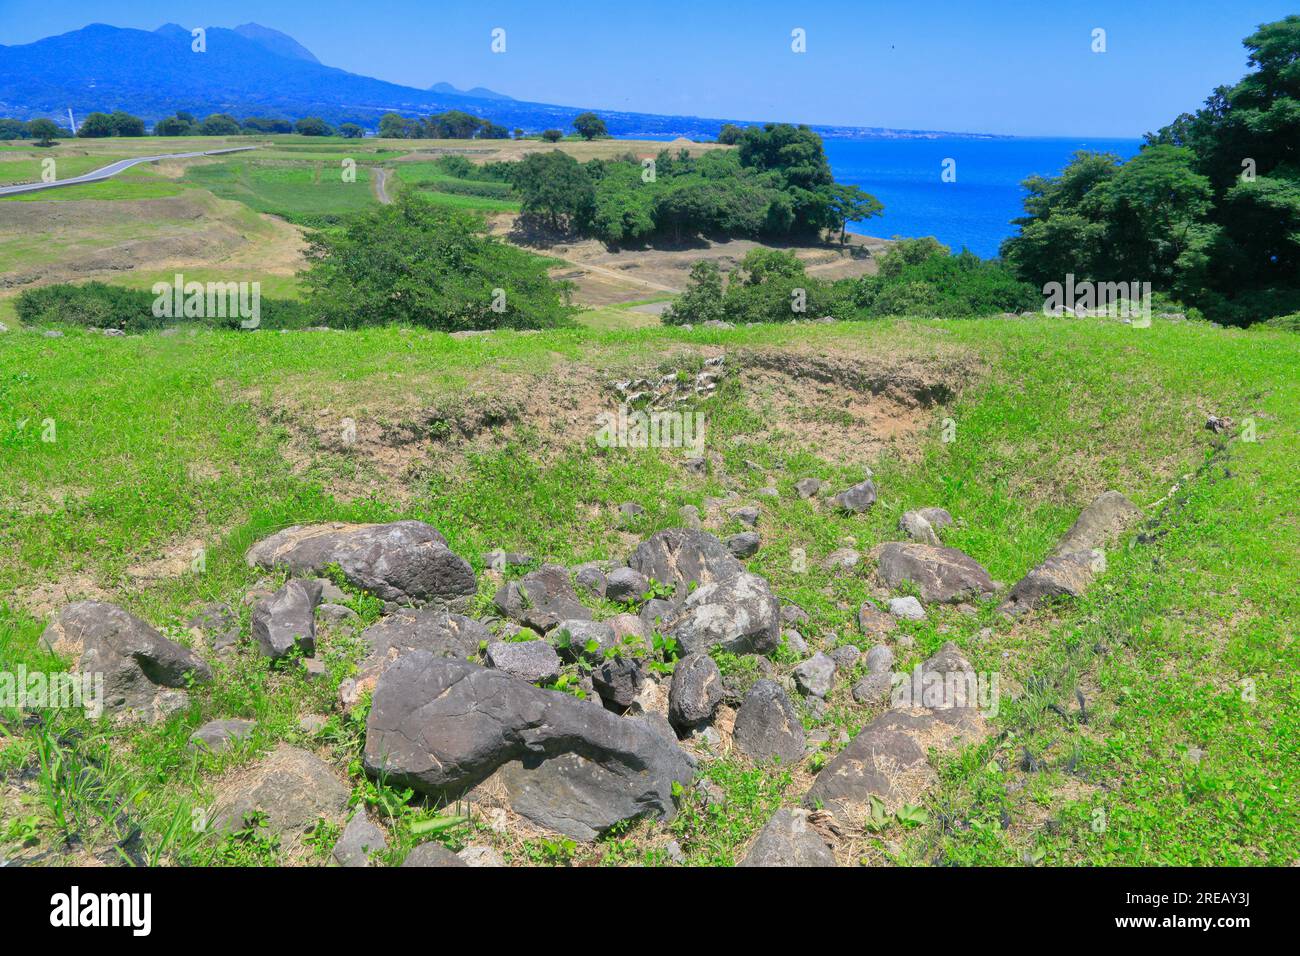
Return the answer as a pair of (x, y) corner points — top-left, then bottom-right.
(0, 316), (1295, 866)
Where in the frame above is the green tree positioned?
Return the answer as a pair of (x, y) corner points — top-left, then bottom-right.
(27, 118), (63, 147)
(155, 116), (193, 136)
(109, 110), (145, 136)
(825, 182), (884, 242)
(541, 129), (563, 143)
(200, 113), (242, 136)
(77, 112), (116, 138)
(513, 150), (595, 231)
(0, 118), (30, 140)
(338, 123), (365, 139)
(300, 193), (574, 330)
(717, 123), (744, 145)
(295, 117), (334, 136)
(573, 112), (607, 140)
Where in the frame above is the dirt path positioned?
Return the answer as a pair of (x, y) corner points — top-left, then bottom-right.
(372, 167), (392, 205)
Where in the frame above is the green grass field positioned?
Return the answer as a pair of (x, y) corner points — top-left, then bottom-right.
(1, 314), (1295, 866)
(182, 160), (378, 225)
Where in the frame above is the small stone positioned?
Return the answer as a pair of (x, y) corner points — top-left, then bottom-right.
(573, 564), (608, 599)
(188, 718), (254, 754)
(889, 596), (927, 620)
(725, 531), (761, 558)
(606, 567), (650, 603)
(898, 511), (941, 546)
(485, 640), (562, 683)
(554, 619), (619, 661)
(756, 487), (779, 498)
(740, 808), (835, 866)
(458, 845), (506, 867)
(852, 672), (893, 706)
(865, 645), (895, 673)
(858, 601), (898, 637)
(592, 656), (645, 708)
(668, 653), (724, 730)
(332, 811), (387, 867)
(731, 506), (760, 527)
(734, 680), (805, 763)
(830, 645), (861, 670)
(781, 629), (809, 657)
(298, 714), (328, 735)
(316, 603), (359, 625)
(683, 456), (706, 475)
(794, 478), (822, 499)
(302, 658), (327, 680)
(794, 652), (836, 698)
(822, 547), (860, 571)
(402, 842), (467, 867)
(678, 505), (701, 529)
(618, 502), (645, 519)
(828, 480), (877, 513)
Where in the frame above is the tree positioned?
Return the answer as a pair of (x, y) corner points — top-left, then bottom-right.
(338, 123), (365, 139)
(27, 118), (62, 147)
(0, 118), (29, 140)
(513, 128), (525, 139)
(513, 150), (595, 230)
(825, 183), (884, 242)
(77, 112), (116, 138)
(479, 121), (510, 139)
(573, 112), (607, 140)
(295, 117), (334, 136)
(109, 110), (145, 136)
(300, 192), (574, 331)
(541, 129), (563, 143)
(155, 116), (193, 136)
(717, 123), (744, 145)
(379, 112), (420, 139)
(242, 117), (293, 133)
(200, 113), (241, 136)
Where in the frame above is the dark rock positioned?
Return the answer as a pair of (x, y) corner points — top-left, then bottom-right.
(830, 645), (861, 670)
(316, 603), (359, 626)
(246, 520), (476, 609)
(40, 601), (211, 722)
(494, 563), (592, 632)
(666, 571), (781, 656)
(731, 506), (760, 527)
(592, 657), (645, 709)
(482, 549), (533, 572)
(187, 602), (239, 654)
(553, 619), (619, 661)
(627, 528), (743, 595)
(725, 531), (761, 559)
(668, 654), (724, 730)
(793, 652), (836, 698)
(852, 672), (893, 706)
(741, 808), (835, 867)
(639, 597), (680, 636)
(573, 564), (607, 599)
(898, 511), (941, 545)
(782, 629), (809, 657)
(781, 603), (809, 625)
(605, 567), (650, 603)
(402, 842), (467, 867)
(917, 507), (954, 530)
(874, 542), (995, 604)
(188, 718), (254, 754)
(340, 607), (490, 709)
(865, 645), (894, 673)
(251, 579), (322, 660)
(733, 680), (805, 764)
(364, 654), (694, 841)
(828, 480), (877, 513)
(332, 811), (387, 867)
(485, 640), (562, 684)
(618, 502), (645, 520)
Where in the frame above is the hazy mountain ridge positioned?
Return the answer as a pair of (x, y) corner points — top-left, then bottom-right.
(0, 22), (1004, 139)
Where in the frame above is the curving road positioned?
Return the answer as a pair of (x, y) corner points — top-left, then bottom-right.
(0, 146), (258, 197)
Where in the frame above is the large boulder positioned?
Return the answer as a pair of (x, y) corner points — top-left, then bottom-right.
(40, 601), (211, 722)
(246, 520), (475, 609)
(666, 572), (781, 656)
(627, 528), (743, 595)
(874, 542), (995, 604)
(804, 643), (986, 823)
(339, 607), (490, 709)
(1051, 491), (1142, 557)
(485, 640), (561, 684)
(741, 808), (835, 867)
(363, 654), (694, 841)
(493, 564), (591, 632)
(251, 578), (322, 660)
(733, 680), (805, 764)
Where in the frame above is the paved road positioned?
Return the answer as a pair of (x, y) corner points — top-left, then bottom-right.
(0, 146), (258, 197)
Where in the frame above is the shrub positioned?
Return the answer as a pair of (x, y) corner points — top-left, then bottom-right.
(14, 282), (311, 331)
(300, 193), (575, 331)
(853, 240), (1038, 317)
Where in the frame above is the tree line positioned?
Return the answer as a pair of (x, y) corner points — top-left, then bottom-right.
(1001, 15), (1299, 326)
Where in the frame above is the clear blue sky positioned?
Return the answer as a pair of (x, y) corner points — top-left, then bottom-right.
(1, 0), (1293, 136)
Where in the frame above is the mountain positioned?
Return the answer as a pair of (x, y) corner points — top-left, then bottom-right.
(231, 23), (320, 64)
(0, 23), (1002, 140)
(428, 81), (513, 102)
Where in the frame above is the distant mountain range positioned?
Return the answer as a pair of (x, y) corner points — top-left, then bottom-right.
(0, 23), (1004, 140)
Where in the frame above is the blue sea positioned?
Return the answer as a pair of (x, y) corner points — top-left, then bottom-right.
(822, 136), (1142, 258)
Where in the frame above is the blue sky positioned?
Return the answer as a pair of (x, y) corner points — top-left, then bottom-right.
(1, 0), (1293, 136)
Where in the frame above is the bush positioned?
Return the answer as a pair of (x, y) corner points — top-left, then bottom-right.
(300, 193), (575, 331)
(852, 239), (1038, 317)
(15, 282), (311, 332)
(663, 250), (853, 325)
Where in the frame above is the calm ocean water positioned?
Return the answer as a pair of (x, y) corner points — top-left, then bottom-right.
(822, 136), (1142, 258)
